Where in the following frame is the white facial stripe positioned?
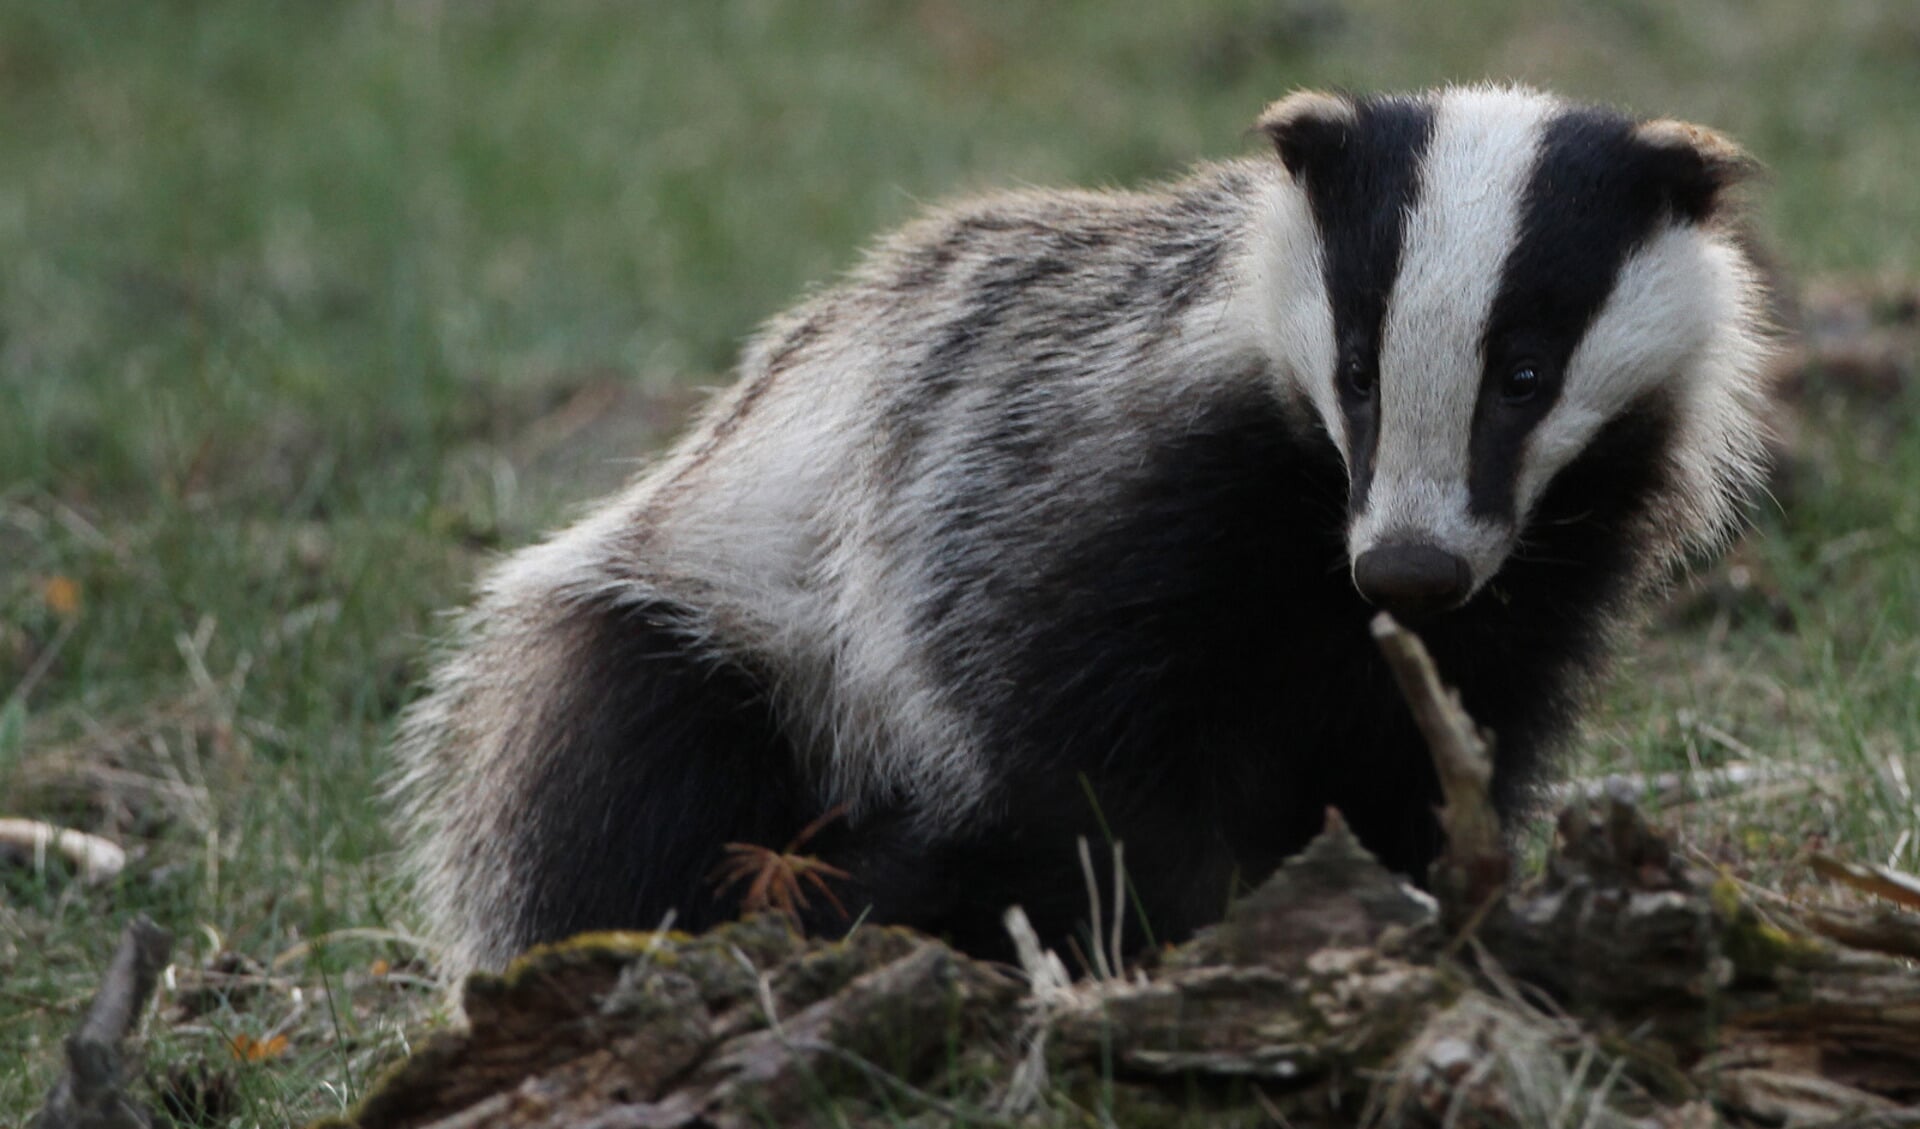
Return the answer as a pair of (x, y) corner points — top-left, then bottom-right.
(1241, 177), (1342, 457)
(1352, 86), (1558, 580)
(1513, 222), (1721, 517)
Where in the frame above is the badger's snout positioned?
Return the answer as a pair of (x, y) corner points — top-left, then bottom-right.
(1352, 542), (1472, 616)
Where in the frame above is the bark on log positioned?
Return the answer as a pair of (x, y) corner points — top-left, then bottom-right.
(328, 620), (1920, 1128)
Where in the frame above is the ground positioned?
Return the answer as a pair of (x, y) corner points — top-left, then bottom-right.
(2, 2), (1918, 1123)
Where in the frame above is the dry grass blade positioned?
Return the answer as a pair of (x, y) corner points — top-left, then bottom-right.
(1073, 836), (1112, 982)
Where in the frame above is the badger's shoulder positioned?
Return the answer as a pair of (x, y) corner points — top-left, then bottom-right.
(839, 159), (1274, 289)
(635, 158), (1303, 553)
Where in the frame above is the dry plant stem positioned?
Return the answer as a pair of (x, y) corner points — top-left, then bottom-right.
(1368, 612), (1509, 910)
(1808, 851), (1920, 911)
(1073, 837), (1112, 981)
(31, 914), (174, 1129)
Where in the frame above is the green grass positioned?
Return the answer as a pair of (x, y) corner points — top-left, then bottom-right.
(1, 1), (1916, 1122)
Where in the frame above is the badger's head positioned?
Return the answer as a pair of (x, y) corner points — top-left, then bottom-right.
(1249, 85), (1772, 618)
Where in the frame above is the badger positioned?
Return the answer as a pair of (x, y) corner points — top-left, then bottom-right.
(393, 84), (1773, 977)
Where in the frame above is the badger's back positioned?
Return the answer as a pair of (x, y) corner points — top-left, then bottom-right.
(392, 85), (1772, 978)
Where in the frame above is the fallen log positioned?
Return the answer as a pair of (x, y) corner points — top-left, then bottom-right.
(316, 620), (1920, 1128)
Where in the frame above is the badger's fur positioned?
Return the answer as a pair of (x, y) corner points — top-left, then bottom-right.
(394, 84), (1774, 977)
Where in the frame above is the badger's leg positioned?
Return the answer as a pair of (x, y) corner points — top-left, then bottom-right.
(793, 771), (1249, 964)
(465, 597), (818, 961)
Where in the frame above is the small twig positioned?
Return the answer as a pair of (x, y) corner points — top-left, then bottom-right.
(269, 926), (439, 970)
(1251, 1084), (1296, 1127)
(1001, 906), (1071, 998)
(999, 904), (1070, 1117)
(781, 1036), (1016, 1127)
(1000, 1025), (1053, 1118)
(1808, 852), (1920, 911)
(730, 943), (1017, 1128)
(1680, 712), (1763, 763)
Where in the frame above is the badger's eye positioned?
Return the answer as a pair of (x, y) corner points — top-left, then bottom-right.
(1500, 364), (1541, 404)
(1341, 357), (1376, 401)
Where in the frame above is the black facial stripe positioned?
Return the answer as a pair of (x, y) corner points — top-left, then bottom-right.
(1291, 97), (1437, 514)
(1469, 107), (1685, 523)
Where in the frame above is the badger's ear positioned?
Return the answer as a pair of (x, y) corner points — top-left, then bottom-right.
(1257, 90), (1357, 180)
(1633, 118), (1759, 223)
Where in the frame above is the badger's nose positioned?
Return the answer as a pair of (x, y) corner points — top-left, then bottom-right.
(1352, 543), (1472, 616)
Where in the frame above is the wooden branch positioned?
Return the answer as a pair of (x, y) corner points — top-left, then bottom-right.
(31, 914), (174, 1129)
(1369, 613), (1509, 912)
(1809, 851), (1920, 911)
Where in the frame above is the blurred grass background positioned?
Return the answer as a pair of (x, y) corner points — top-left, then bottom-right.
(2, 1), (1917, 1122)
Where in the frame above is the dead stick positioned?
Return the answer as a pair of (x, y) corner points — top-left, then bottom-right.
(1808, 852), (1920, 912)
(1369, 613), (1509, 909)
(1799, 906), (1920, 962)
(31, 914), (174, 1129)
